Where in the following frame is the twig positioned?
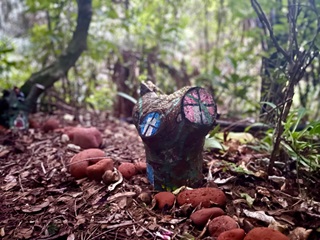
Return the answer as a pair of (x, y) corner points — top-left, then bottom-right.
(0, 163), (16, 169)
(18, 174), (24, 192)
(38, 215), (68, 237)
(105, 220), (135, 230)
(288, 1), (300, 57)
(74, 198), (78, 217)
(196, 218), (211, 239)
(83, 226), (99, 240)
(251, 0), (292, 63)
(41, 162), (47, 174)
(125, 209), (155, 238)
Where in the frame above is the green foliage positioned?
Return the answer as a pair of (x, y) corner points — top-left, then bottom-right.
(260, 108), (320, 171)
(0, 0), (318, 123)
(0, 0), (266, 113)
(282, 110), (320, 170)
(204, 136), (224, 150)
(240, 193), (255, 208)
(0, 37), (26, 89)
(222, 161), (255, 175)
(86, 86), (115, 110)
(0, 38), (15, 85)
(26, 0), (75, 65)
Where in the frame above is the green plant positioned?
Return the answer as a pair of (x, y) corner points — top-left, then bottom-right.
(260, 108), (320, 171)
(0, 38), (19, 88)
(282, 110), (320, 170)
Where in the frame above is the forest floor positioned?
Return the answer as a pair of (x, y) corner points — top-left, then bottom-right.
(0, 111), (320, 240)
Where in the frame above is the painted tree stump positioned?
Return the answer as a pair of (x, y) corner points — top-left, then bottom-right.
(133, 82), (217, 191)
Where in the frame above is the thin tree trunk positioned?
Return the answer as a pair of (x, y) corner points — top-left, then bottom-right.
(20, 0), (92, 106)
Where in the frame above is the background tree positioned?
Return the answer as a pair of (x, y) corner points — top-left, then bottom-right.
(0, 0), (319, 124)
(20, 0), (92, 109)
(251, 0), (320, 173)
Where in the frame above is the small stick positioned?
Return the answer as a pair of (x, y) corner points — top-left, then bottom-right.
(40, 162), (46, 174)
(18, 174), (24, 192)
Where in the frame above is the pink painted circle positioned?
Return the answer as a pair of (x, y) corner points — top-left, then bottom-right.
(182, 88), (216, 125)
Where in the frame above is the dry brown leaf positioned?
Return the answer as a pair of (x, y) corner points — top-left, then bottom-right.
(75, 215), (86, 226)
(21, 198), (50, 213)
(14, 228), (33, 239)
(1, 181), (17, 191)
(243, 209), (276, 224)
(118, 197), (128, 209)
(256, 186), (271, 197)
(0, 149), (10, 158)
(108, 191), (136, 202)
(67, 233), (75, 240)
(0, 227), (5, 237)
(288, 227), (313, 240)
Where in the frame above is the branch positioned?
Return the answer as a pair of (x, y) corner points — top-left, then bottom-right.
(20, 0), (92, 101)
(288, 1), (300, 58)
(306, 1), (320, 52)
(251, 0), (292, 63)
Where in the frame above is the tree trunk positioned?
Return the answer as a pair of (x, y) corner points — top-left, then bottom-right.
(260, 53), (286, 123)
(112, 51), (139, 119)
(133, 82), (217, 191)
(20, 0), (92, 106)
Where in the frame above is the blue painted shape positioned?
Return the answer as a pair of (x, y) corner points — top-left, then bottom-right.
(146, 163), (154, 185)
(139, 112), (161, 137)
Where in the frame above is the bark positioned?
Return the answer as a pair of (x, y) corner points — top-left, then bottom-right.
(259, 53), (286, 123)
(112, 51), (139, 119)
(133, 82), (217, 191)
(20, 0), (92, 105)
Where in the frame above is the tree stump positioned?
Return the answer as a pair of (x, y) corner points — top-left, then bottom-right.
(133, 82), (217, 191)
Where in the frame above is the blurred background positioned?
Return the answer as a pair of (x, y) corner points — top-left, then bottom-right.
(0, 0), (319, 123)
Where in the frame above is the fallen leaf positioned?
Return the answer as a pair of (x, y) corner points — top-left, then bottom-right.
(0, 149), (10, 158)
(21, 199), (50, 213)
(217, 132), (256, 143)
(268, 175), (286, 184)
(107, 191), (136, 202)
(14, 228), (33, 239)
(288, 227), (312, 240)
(243, 209), (276, 224)
(75, 215), (86, 226)
(118, 197), (128, 209)
(1, 181), (18, 191)
(240, 193), (255, 207)
(256, 186), (271, 197)
(214, 176), (236, 184)
(159, 215), (187, 224)
(204, 137), (224, 150)
(0, 227), (5, 237)
(67, 233), (75, 240)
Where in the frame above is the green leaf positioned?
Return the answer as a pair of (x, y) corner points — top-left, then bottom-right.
(224, 132), (256, 143)
(208, 125), (221, 137)
(240, 193), (255, 208)
(107, 8), (119, 19)
(212, 66), (221, 76)
(292, 108), (306, 132)
(204, 137), (224, 150)
(260, 101), (277, 110)
(309, 122), (320, 135)
(245, 122), (270, 132)
(117, 92), (137, 104)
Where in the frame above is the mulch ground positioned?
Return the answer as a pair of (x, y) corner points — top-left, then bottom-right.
(0, 111), (319, 240)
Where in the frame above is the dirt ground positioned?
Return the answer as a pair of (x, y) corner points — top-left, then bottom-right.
(0, 112), (319, 240)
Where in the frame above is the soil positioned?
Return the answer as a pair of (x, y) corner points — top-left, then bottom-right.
(0, 111), (319, 240)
